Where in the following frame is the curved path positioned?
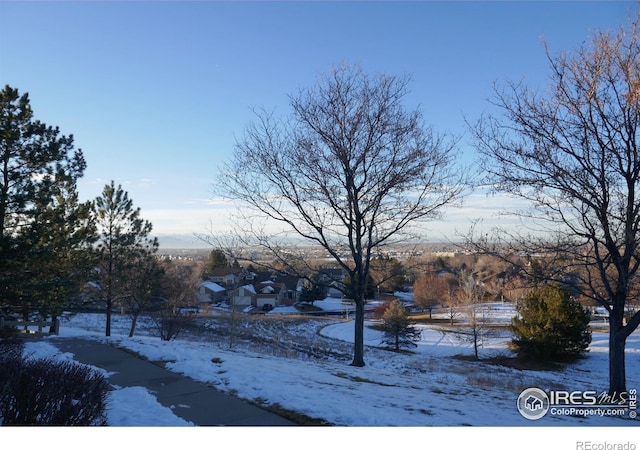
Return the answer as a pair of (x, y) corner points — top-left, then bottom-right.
(49, 337), (296, 426)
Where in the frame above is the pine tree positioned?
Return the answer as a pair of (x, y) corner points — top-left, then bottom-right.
(298, 274), (327, 305)
(206, 248), (228, 273)
(30, 175), (96, 330)
(0, 85), (88, 321)
(380, 298), (421, 351)
(92, 181), (158, 337)
(510, 285), (592, 361)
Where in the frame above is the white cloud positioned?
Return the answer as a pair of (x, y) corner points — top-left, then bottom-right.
(143, 190), (535, 242)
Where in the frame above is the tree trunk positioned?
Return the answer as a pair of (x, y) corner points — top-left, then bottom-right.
(609, 325), (627, 396)
(473, 328), (479, 361)
(106, 299), (112, 337)
(606, 300), (640, 395)
(229, 306), (236, 349)
(128, 313), (138, 338)
(350, 299), (365, 367)
(395, 328), (400, 351)
(49, 313), (58, 334)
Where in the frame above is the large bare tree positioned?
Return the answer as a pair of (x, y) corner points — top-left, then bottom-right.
(217, 64), (464, 367)
(469, 16), (640, 394)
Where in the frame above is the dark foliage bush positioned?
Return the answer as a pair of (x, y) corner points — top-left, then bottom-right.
(380, 299), (421, 351)
(0, 334), (111, 426)
(154, 309), (196, 341)
(510, 284), (592, 361)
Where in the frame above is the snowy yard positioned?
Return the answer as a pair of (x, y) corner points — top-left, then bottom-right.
(12, 297), (640, 449)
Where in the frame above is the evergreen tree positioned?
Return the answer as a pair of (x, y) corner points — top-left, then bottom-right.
(380, 298), (421, 351)
(510, 285), (592, 361)
(298, 274), (328, 305)
(206, 248), (228, 273)
(369, 255), (406, 294)
(30, 176), (96, 330)
(92, 181), (158, 337)
(343, 272), (377, 300)
(0, 85), (88, 321)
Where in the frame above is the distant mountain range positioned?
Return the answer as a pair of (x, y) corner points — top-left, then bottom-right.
(154, 234), (210, 249)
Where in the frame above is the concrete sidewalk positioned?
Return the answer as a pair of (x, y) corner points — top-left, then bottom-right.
(49, 337), (296, 427)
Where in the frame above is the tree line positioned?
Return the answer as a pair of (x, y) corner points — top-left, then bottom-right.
(0, 86), (195, 340)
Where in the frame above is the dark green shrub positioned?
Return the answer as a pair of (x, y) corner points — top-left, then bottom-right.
(0, 337), (111, 426)
(510, 285), (592, 361)
(380, 298), (422, 351)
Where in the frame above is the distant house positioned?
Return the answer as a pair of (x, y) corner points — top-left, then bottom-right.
(281, 275), (305, 303)
(255, 281), (288, 308)
(319, 268), (347, 298)
(228, 280), (293, 310)
(229, 284), (257, 307)
(198, 281), (226, 304)
(209, 267), (251, 289)
(248, 271), (302, 303)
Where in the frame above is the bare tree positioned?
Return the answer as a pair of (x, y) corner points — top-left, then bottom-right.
(413, 273), (449, 319)
(217, 64), (465, 366)
(455, 270), (487, 361)
(469, 15), (640, 394)
(121, 250), (162, 337)
(154, 260), (199, 341)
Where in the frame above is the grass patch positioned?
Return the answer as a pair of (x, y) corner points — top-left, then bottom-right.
(485, 355), (564, 371)
(466, 373), (500, 389)
(334, 372), (395, 386)
(262, 402), (332, 426)
(449, 352), (564, 372)
(450, 354), (481, 362)
(251, 397), (331, 425)
(294, 303), (323, 313)
(410, 316), (456, 325)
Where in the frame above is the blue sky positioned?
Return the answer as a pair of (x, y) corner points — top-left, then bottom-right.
(1, 1), (636, 247)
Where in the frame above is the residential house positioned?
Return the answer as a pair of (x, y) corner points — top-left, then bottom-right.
(319, 268), (347, 298)
(254, 271), (304, 305)
(228, 280), (291, 310)
(198, 281), (226, 304)
(228, 284), (256, 307)
(209, 267), (252, 289)
(255, 281), (288, 308)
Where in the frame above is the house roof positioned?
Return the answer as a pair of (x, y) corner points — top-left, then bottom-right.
(257, 281), (286, 293)
(200, 281), (226, 293)
(210, 267), (245, 277)
(319, 268), (346, 280)
(240, 284), (256, 295)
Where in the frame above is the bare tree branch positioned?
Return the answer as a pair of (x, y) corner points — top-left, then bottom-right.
(214, 64), (466, 366)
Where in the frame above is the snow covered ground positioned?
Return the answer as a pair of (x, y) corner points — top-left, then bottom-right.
(9, 297), (640, 449)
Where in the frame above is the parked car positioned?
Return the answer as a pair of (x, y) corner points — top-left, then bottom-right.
(262, 304), (274, 311)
